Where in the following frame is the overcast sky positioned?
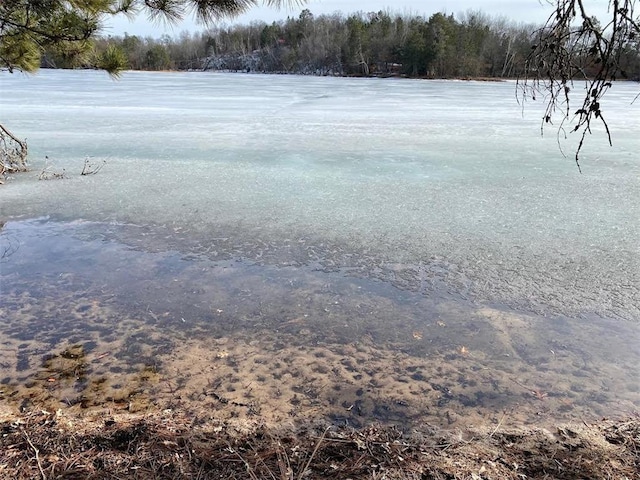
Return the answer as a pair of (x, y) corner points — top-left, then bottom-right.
(105, 1), (611, 37)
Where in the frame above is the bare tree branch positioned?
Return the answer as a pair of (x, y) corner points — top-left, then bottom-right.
(519, 0), (640, 170)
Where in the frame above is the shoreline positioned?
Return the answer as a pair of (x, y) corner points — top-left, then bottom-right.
(1, 408), (638, 479)
(36, 66), (640, 84)
(34, 66), (518, 82)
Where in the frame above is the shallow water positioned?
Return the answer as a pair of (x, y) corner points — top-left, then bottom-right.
(0, 71), (639, 428)
(1, 218), (638, 427)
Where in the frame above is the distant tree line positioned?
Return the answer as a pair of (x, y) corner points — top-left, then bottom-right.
(43, 9), (640, 80)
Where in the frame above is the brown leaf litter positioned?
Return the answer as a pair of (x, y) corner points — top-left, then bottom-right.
(1, 409), (638, 479)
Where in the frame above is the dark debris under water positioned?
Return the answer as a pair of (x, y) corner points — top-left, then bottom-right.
(0, 218), (638, 429)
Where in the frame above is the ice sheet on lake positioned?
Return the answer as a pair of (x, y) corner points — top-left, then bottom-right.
(0, 70), (638, 319)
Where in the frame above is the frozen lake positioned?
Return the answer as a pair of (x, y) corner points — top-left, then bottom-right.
(0, 70), (639, 427)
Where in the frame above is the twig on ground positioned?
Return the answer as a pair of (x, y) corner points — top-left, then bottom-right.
(22, 429), (46, 480)
(489, 411), (508, 438)
(227, 441), (259, 480)
(297, 426), (330, 480)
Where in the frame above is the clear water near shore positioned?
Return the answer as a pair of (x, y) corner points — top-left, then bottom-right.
(0, 71), (638, 428)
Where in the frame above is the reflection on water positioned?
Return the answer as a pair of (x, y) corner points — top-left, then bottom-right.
(0, 218), (638, 428)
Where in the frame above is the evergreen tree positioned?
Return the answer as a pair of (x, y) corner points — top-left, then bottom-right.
(0, 1), (303, 74)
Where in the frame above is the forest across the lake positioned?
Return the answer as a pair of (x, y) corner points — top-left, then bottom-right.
(44, 9), (640, 79)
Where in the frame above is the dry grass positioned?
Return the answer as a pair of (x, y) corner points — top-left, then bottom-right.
(1, 409), (638, 479)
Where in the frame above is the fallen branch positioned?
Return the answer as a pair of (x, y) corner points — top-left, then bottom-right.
(0, 123), (28, 179)
(298, 426), (330, 480)
(489, 411), (508, 438)
(22, 429), (46, 480)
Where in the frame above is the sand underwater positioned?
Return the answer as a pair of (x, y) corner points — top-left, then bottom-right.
(1, 217), (639, 479)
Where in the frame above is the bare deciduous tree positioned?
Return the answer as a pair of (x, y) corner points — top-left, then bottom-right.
(520, 0), (640, 170)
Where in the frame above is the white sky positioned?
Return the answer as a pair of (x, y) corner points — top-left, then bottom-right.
(104, 1), (612, 37)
